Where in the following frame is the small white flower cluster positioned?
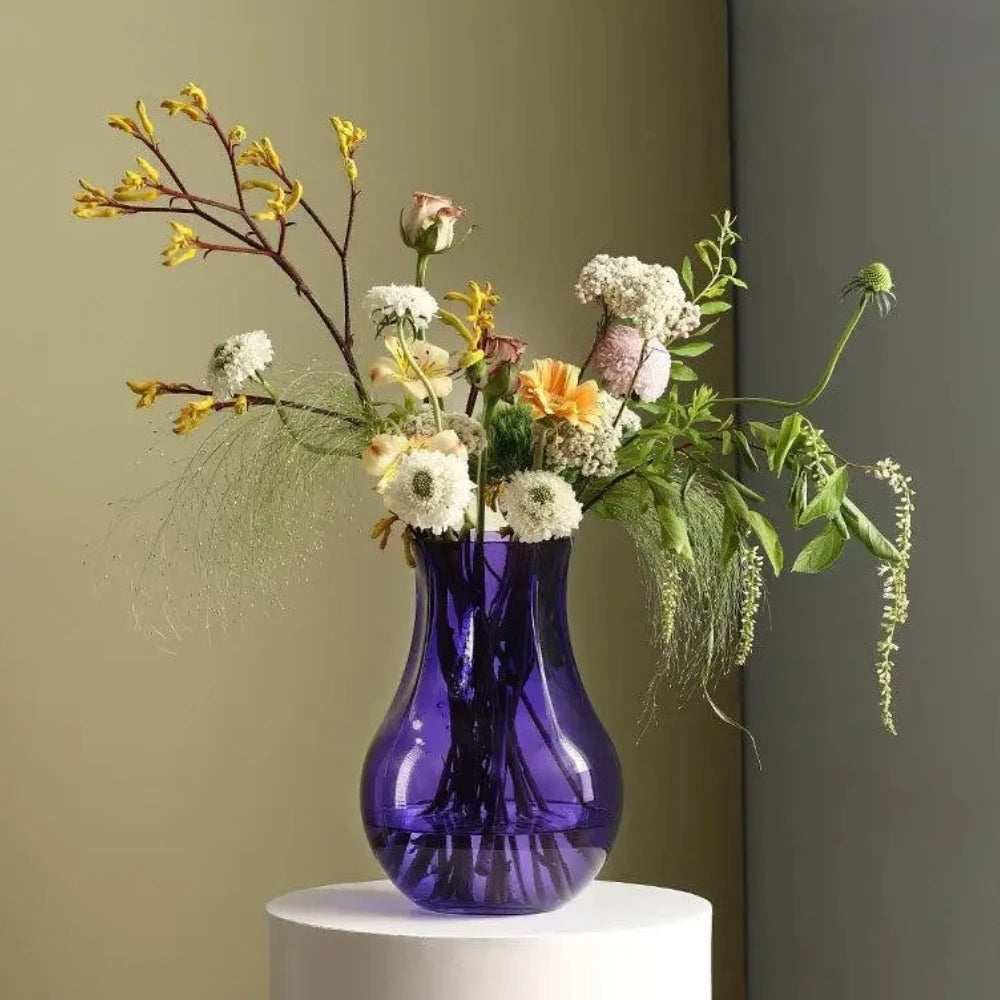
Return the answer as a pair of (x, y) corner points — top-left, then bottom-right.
(575, 254), (701, 341)
(735, 542), (764, 667)
(384, 449), (474, 534)
(540, 391), (641, 478)
(206, 329), (274, 400)
(500, 470), (582, 542)
(364, 284), (439, 332)
(402, 409), (487, 455)
(869, 457), (914, 736)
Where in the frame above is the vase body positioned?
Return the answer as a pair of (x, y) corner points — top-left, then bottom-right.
(361, 536), (622, 915)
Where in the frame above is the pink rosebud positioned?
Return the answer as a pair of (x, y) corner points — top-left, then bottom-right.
(400, 192), (465, 254)
(592, 324), (671, 402)
(483, 331), (526, 367)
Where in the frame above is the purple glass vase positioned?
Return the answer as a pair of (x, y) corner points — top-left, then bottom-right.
(361, 536), (623, 915)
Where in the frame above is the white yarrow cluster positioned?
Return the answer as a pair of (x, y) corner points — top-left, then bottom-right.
(575, 254), (701, 341)
(206, 329), (274, 400)
(500, 471), (583, 543)
(384, 450), (474, 534)
(541, 391), (641, 477)
(402, 409), (487, 455)
(364, 284), (439, 331)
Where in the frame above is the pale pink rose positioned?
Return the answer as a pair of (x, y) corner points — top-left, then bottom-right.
(483, 331), (527, 368)
(401, 192), (465, 253)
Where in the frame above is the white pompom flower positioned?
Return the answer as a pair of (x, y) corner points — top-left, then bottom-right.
(384, 449), (475, 534)
(364, 284), (439, 332)
(500, 471), (583, 543)
(206, 329), (274, 400)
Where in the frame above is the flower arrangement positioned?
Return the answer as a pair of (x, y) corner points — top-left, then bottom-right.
(75, 84), (913, 735)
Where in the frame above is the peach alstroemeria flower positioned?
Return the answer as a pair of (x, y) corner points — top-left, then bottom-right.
(369, 336), (454, 400)
(362, 429), (466, 493)
(401, 192), (465, 254)
(517, 358), (601, 428)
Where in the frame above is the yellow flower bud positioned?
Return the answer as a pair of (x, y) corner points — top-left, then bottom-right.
(262, 137), (280, 171)
(457, 348), (487, 369)
(107, 114), (140, 136)
(240, 178), (282, 194)
(285, 179), (303, 213)
(136, 157), (160, 183)
(172, 397), (215, 434)
(162, 246), (198, 266)
(136, 99), (155, 139)
(126, 379), (164, 408)
(233, 394), (248, 415)
(180, 82), (208, 112)
(78, 178), (107, 197)
(114, 189), (160, 202)
(228, 124), (246, 146)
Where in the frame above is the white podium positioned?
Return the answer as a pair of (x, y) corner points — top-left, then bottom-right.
(267, 880), (711, 1000)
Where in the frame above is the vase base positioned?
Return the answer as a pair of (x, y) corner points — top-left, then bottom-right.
(366, 821), (612, 915)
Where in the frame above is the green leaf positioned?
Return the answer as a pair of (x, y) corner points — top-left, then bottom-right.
(690, 319), (719, 339)
(798, 466), (849, 525)
(842, 499), (902, 562)
(720, 430), (733, 455)
(721, 482), (751, 521)
(745, 511), (784, 575)
(698, 300), (731, 316)
(720, 506), (739, 567)
(792, 522), (846, 573)
(670, 341), (715, 358)
(643, 473), (678, 506)
(658, 505), (693, 561)
(732, 430), (759, 471)
(681, 255), (694, 296)
(729, 277), (748, 289)
(681, 466), (698, 503)
(713, 466), (765, 503)
(670, 363), (698, 382)
(696, 240), (714, 270)
(771, 412), (803, 473)
(748, 421), (779, 446)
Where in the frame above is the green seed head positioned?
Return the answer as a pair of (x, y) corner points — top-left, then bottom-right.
(857, 262), (893, 294)
(411, 469), (434, 500)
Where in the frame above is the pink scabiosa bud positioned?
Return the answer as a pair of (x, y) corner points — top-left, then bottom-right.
(400, 192), (465, 254)
(592, 324), (672, 402)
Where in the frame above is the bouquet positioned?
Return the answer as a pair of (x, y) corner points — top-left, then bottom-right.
(75, 83), (913, 737)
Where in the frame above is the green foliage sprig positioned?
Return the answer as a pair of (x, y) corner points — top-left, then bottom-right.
(584, 215), (912, 733)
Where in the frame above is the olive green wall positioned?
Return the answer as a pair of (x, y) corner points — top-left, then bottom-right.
(0, 1), (742, 997)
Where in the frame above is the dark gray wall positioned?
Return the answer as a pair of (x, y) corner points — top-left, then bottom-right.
(731, 3), (1000, 997)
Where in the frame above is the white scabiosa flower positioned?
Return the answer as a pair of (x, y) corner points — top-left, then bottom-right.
(206, 329), (274, 399)
(364, 284), (439, 332)
(575, 254), (700, 342)
(500, 471), (583, 543)
(384, 449), (474, 534)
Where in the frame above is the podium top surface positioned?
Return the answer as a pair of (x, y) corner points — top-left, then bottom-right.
(266, 880), (710, 940)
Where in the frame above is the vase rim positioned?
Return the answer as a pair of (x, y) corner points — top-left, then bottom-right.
(414, 533), (573, 549)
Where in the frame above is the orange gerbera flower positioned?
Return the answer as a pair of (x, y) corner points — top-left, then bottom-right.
(517, 358), (601, 428)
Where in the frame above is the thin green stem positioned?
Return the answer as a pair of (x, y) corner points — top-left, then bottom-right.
(394, 320), (444, 432)
(533, 425), (549, 469)
(717, 297), (868, 410)
(415, 253), (430, 288)
(476, 396), (499, 541)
